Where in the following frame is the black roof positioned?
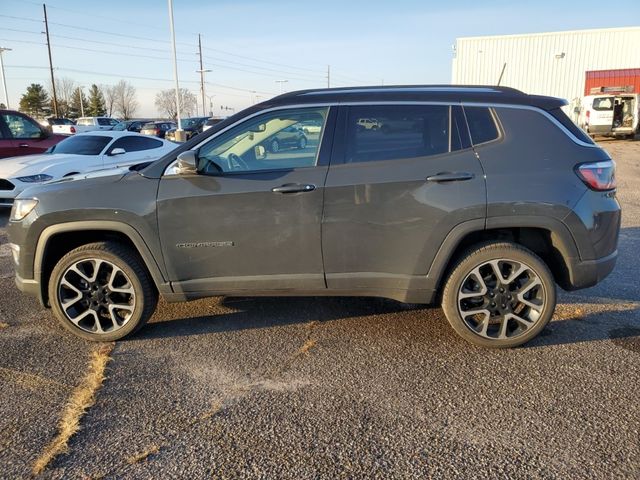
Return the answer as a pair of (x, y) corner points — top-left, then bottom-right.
(263, 85), (567, 110)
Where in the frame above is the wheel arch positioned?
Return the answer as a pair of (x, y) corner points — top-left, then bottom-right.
(35, 221), (168, 307)
(427, 217), (581, 298)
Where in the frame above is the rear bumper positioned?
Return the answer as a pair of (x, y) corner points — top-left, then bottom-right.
(564, 250), (618, 290)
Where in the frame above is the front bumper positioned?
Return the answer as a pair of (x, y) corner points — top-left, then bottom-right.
(15, 273), (44, 306)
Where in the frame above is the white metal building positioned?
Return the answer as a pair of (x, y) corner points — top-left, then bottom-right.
(451, 27), (640, 117)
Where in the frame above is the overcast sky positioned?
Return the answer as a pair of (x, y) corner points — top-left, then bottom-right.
(1, 0), (639, 117)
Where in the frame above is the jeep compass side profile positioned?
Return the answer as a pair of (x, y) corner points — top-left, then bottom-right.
(7, 86), (620, 348)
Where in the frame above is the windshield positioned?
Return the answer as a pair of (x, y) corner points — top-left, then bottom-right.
(113, 122), (128, 131)
(50, 135), (112, 155)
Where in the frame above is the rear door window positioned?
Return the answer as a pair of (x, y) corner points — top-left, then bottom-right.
(345, 105), (451, 163)
(463, 107), (500, 145)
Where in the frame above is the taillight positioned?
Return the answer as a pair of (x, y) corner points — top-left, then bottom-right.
(575, 160), (616, 191)
(586, 110), (590, 119)
(70, 126), (76, 133)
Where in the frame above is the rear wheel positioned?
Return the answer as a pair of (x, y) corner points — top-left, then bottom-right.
(48, 242), (158, 341)
(441, 242), (556, 348)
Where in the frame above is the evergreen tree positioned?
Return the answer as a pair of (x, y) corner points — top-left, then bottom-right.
(86, 84), (107, 117)
(69, 87), (88, 119)
(19, 83), (50, 118)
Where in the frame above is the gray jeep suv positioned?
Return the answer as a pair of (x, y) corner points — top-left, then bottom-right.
(7, 86), (620, 347)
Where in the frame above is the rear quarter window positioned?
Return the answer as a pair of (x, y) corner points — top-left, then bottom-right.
(463, 107), (500, 145)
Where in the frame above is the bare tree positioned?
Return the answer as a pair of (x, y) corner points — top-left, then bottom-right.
(112, 80), (138, 119)
(155, 88), (197, 120)
(47, 76), (77, 118)
(102, 84), (117, 117)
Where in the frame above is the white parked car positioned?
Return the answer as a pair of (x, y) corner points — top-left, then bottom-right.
(0, 132), (176, 206)
(74, 116), (120, 134)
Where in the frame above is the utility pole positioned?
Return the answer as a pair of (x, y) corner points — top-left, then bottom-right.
(326, 65), (330, 88)
(167, 0), (184, 140)
(275, 79), (288, 94)
(43, 3), (58, 117)
(0, 47), (11, 108)
(195, 34), (211, 117)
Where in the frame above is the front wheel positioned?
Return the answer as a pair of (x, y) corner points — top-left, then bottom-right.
(269, 139), (280, 153)
(48, 242), (158, 341)
(441, 242), (556, 348)
(297, 136), (307, 149)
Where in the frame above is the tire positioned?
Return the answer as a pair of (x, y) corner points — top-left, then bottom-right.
(270, 139), (280, 153)
(48, 242), (158, 341)
(441, 242), (556, 348)
(297, 136), (307, 149)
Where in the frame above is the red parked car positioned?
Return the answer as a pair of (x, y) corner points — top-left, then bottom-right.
(0, 110), (66, 159)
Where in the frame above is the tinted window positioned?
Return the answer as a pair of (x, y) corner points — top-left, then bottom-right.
(2, 113), (42, 139)
(51, 135), (112, 155)
(592, 97), (613, 111)
(464, 107), (499, 145)
(98, 118), (113, 126)
(345, 105), (450, 163)
(110, 136), (163, 152)
(197, 107), (327, 174)
(548, 108), (595, 145)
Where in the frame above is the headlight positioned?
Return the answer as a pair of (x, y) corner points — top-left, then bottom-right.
(15, 174), (53, 183)
(10, 199), (38, 221)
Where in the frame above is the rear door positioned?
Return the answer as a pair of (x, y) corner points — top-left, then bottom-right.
(589, 96), (614, 134)
(322, 104), (486, 294)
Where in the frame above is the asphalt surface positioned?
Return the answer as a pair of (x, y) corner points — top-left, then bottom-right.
(1, 140), (639, 479)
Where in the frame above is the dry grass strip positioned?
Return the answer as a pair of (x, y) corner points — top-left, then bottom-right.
(32, 343), (114, 476)
(126, 444), (161, 465)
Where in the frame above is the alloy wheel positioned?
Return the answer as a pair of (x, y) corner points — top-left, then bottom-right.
(57, 258), (136, 334)
(456, 259), (546, 340)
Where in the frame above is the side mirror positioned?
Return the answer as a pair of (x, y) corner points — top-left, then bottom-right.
(175, 150), (198, 175)
(110, 148), (126, 156)
(254, 145), (267, 160)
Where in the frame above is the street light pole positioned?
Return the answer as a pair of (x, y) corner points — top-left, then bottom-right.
(0, 47), (11, 109)
(167, 0), (184, 141)
(78, 86), (84, 117)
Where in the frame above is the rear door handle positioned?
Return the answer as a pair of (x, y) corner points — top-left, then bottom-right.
(426, 172), (475, 183)
(271, 183), (316, 194)
(18, 143), (30, 148)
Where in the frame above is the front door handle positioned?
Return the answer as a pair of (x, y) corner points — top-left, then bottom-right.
(271, 183), (316, 194)
(18, 143), (30, 148)
(426, 172), (475, 183)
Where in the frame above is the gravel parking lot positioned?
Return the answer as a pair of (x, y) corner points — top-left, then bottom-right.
(1, 140), (639, 479)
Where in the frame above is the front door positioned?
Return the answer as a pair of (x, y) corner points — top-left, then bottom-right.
(0, 112), (48, 156)
(157, 106), (335, 293)
(322, 104), (486, 294)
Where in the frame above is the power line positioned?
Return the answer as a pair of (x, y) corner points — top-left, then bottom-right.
(5, 64), (277, 96)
